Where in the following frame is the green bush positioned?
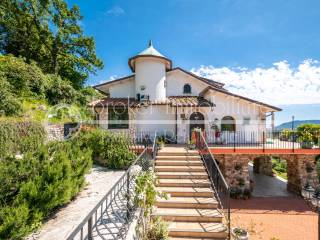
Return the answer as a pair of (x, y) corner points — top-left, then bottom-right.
(0, 55), (49, 98)
(0, 141), (92, 239)
(46, 75), (77, 105)
(0, 120), (46, 156)
(297, 124), (320, 145)
(72, 129), (136, 169)
(280, 129), (294, 141)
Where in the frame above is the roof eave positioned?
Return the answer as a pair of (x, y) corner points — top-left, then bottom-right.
(204, 87), (282, 112)
(128, 55), (172, 72)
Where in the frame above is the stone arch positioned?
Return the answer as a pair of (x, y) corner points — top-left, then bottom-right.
(221, 116), (236, 131)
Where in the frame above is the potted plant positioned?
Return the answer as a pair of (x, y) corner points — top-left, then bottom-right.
(157, 139), (165, 149)
(298, 131), (314, 149)
(188, 139), (196, 149)
(231, 227), (249, 240)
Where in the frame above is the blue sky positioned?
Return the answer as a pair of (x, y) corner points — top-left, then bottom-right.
(67, 0), (320, 123)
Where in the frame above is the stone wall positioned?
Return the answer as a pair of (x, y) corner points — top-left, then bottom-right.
(215, 154), (252, 199)
(253, 156), (273, 176)
(214, 153), (319, 198)
(46, 124), (64, 141)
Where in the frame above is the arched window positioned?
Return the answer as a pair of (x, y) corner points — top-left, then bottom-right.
(221, 116), (236, 131)
(183, 84), (191, 94)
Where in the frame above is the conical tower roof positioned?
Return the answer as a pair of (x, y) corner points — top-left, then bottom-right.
(128, 41), (172, 72)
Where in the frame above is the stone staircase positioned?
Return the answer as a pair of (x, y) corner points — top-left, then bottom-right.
(153, 146), (228, 240)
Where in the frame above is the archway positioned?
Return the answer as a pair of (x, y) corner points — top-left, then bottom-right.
(221, 116), (236, 131)
(189, 112), (205, 140)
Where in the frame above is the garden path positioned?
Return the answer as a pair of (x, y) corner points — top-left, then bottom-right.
(27, 166), (124, 240)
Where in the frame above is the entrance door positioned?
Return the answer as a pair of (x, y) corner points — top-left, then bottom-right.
(189, 112), (205, 140)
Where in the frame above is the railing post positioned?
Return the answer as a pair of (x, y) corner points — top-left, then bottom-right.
(233, 132), (236, 152)
(126, 171), (130, 220)
(292, 131), (295, 153)
(88, 216), (93, 240)
(263, 131), (265, 153)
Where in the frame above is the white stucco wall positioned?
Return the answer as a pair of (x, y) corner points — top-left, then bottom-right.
(108, 78), (135, 98)
(135, 57), (166, 101)
(135, 105), (175, 138)
(166, 70), (208, 96)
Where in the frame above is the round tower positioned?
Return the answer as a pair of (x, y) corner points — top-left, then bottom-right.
(128, 41), (172, 101)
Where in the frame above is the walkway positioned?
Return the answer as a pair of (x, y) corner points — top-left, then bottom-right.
(27, 166), (124, 240)
(231, 197), (317, 240)
(249, 164), (293, 197)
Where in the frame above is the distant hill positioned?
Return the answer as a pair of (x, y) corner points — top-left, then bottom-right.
(276, 120), (320, 130)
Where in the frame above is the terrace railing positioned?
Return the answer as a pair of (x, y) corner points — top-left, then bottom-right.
(67, 136), (157, 240)
(194, 130), (231, 240)
(203, 130), (320, 152)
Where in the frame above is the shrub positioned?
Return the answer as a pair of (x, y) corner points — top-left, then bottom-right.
(297, 124), (320, 144)
(72, 129), (136, 169)
(0, 141), (92, 239)
(46, 75), (77, 105)
(280, 129), (294, 141)
(0, 78), (22, 116)
(0, 120), (46, 156)
(144, 216), (169, 240)
(0, 55), (49, 98)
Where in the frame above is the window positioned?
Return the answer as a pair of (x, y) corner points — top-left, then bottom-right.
(108, 107), (129, 129)
(243, 117), (250, 125)
(221, 116), (236, 131)
(183, 84), (191, 94)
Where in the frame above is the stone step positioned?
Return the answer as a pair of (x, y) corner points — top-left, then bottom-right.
(155, 166), (206, 172)
(156, 155), (201, 161)
(169, 238), (226, 240)
(156, 197), (218, 209)
(157, 187), (214, 197)
(157, 172), (208, 179)
(155, 160), (203, 166)
(168, 222), (228, 239)
(157, 151), (199, 156)
(157, 179), (211, 188)
(153, 208), (222, 222)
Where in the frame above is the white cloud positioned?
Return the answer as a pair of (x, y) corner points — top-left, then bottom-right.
(106, 6), (125, 16)
(191, 60), (320, 105)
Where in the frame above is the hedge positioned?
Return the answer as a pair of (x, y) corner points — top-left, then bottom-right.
(72, 128), (136, 169)
(0, 141), (92, 239)
(0, 120), (46, 156)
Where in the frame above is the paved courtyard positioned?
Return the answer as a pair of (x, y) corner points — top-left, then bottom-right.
(231, 197), (317, 240)
(231, 166), (317, 240)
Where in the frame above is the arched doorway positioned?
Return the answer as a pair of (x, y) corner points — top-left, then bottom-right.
(221, 116), (236, 131)
(189, 112), (205, 140)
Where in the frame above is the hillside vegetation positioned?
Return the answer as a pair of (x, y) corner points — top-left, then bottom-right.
(0, 0), (104, 120)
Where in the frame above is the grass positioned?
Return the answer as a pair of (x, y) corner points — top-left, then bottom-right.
(1, 99), (94, 124)
(271, 157), (288, 180)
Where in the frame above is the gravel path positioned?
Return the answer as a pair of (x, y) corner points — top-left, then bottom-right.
(27, 166), (124, 240)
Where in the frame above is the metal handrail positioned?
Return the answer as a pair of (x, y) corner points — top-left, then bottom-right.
(67, 140), (156, 240)
(195, 130), (231, 240)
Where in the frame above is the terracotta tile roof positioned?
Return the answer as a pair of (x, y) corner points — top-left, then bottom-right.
(90, 96), (214, 108)
(89, 98), (138, 107)
(168, 96), (215, 107)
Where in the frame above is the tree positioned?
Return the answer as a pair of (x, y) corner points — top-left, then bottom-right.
(0, 0), (103, 89)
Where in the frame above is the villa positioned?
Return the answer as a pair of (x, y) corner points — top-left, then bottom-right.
(92, 41), (281, 143)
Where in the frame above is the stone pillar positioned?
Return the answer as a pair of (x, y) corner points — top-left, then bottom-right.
(215, 154), (251, 199)
(285, 154), (319, 194)
(253, 156), (273, 176)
